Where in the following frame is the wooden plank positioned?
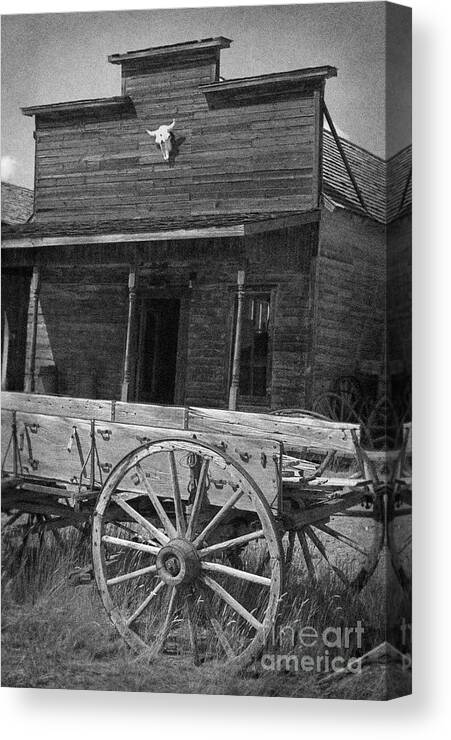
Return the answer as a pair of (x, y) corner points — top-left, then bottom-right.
(94, 421), (281, 512)
(2, 391), (112, 421)
(187, 407), (359, 455)
(114, 401), (186, 428)
(14, 412), (93, 482)
(1, 409), (15, 473)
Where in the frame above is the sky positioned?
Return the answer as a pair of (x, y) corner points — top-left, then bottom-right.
(1, 1), (411, 189)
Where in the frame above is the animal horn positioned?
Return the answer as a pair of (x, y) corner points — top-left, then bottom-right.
(146, 129), (157, 138)
(167, 119), (176, 131)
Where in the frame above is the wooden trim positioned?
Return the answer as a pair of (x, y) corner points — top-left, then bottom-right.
(1, 312), (10, 391)
(228, 270), (246, 410)
(200, 66), (337, 94)
(22, 96), (134, 118)
(23, 266), (40, 394)
(121, 265), (138, 402)
(323, 101), (368, 214)
(2, 213), (321, 251)
(312, 87), (323, 209)
(108, 37), (232, 65)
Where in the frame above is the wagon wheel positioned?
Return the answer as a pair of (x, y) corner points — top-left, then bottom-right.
(388, 503), (412, 594)
(332, 375), (363, 410)
(312, 392), (363, 425)
(366, 395), (401, 450)
(285, 492), (385, 593)
(92, 439), (283, 670)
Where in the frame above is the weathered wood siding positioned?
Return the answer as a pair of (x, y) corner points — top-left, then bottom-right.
(310, 207), (386, 399)
(31, 266), (129, 398)
(16, 224), (317, 409)
(387, 212), (411, 373)
(33, 53), (320, 222)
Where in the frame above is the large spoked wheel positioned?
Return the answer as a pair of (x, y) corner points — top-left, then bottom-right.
(285, 501), (385, 593)
(92, 439), (283, 670)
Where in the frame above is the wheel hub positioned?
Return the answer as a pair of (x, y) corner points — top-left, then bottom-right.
(156, 538), (201, 586)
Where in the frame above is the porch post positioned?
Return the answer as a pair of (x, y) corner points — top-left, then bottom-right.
(121, 265), (138, 402)
(1, 311), (10, 391)
(24, 266), (41, 393)
(228, 269), (245, 411)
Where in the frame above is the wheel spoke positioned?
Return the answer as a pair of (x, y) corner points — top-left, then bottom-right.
(305, 526), (351, 586)
(169, 450), (186, 537)
(202, 560), (271, 587)
(185, 457), (210, 540)
(198, 582), (235, 659)
(193, 486), (245, 547)
(135, 463), (177, 539)
(198, 529), (265, 558)
(297, 529), (317, 585)
(106, 563), (158, 586)
(126, 579), (166, 626)
(314, 523), (368, 556)
(112, 496), (169, 546)
(185, 590), (200, 665)
(201, 574), (263, 632)
(150, 586), (178, 657)
(102, 535), (160, 555)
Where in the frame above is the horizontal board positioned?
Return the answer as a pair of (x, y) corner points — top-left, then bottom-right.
(2, 393), (359, 455)
(187, 407), (358, 455)
(1, 410), (280, 511)
(2, 392), (112, 421)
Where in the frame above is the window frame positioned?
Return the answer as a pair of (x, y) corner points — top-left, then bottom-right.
(228, 284), (277, 407)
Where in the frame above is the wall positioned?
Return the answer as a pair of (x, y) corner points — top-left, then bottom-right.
(310, 206), (386, 402)
(387, 212), (412, 374)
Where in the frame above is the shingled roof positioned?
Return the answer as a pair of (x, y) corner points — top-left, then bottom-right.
(322, 130), (411, 224)
(1, 182), (34, 225)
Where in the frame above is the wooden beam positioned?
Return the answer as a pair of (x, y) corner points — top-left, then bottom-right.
(228, 270), (245, 411)
(2, 215), (321, 253)
(1, 311), (10, 391)
(121, 265), (138, 402)
(24, 266), (40, 394)
(322, 101), (368, 214)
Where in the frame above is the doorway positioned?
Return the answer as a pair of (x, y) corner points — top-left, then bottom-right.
(136, 299), (181, 404)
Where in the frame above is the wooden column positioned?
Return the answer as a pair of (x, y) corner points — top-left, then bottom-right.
(1, 311), (10, 391)
(24, 266), (40, 393)
(121, 265), (138, 402)
(228, 270), (245, 411)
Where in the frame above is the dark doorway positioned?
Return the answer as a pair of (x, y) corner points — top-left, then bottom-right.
(137, 299), (181, 404)
(1, 269), (31, 391)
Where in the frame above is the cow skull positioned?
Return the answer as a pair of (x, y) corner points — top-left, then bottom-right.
(146, 120), (176, 161)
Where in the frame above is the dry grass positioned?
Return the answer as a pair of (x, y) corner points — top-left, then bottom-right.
(1, 524), (411, 700)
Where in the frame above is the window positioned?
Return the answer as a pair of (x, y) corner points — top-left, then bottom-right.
(238, 292), (272, 399)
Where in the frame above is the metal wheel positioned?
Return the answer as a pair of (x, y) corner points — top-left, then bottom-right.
(92, 439), (283, 670)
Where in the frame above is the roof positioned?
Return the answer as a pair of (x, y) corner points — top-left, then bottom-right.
(22, 96), (135, 120)
(322, 130), (411, 223)
(108, 37), (232, 65)
(1, 182), (34, 225)
(1, 211), (320, 249)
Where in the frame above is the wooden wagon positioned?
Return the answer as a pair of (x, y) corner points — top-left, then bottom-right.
(1, 391), (411, 669)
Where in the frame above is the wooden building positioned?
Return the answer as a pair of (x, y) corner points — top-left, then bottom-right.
(1, 37), (411, 414)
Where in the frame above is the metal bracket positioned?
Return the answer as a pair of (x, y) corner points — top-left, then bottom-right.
(235, 448), (250, 463)
(136, 435), (152, 445)
(97, 428), (112, 442)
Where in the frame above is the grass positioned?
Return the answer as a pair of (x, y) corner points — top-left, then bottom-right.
(1, 523), (411, 699)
